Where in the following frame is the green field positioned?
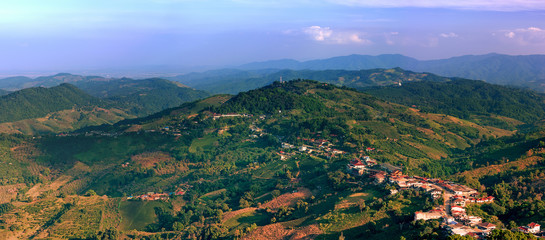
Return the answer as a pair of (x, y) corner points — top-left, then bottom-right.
(120, 200), (168, 231)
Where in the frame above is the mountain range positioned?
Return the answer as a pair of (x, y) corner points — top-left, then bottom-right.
(235, 53), (545, 92)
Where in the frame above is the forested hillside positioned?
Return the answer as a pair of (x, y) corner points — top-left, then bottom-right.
(364, 79), (545, 128)
(0, 83), (102, 123)
(74, 78), (210, 116)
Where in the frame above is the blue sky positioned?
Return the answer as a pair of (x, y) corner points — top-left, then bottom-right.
(1, 0), (545, 74)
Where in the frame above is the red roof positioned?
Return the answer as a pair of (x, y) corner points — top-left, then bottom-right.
(350, 160), (365, 166)
(528, 222), (540, 228)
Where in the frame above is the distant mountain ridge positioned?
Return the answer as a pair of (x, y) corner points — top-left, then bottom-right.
(237, 53), (545, 92)
(168, 68), (451, 94)
(0, 73), (111, 91)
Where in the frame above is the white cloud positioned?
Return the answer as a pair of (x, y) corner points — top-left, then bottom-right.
(505, 32), (516, 38)
(501, 27), (545, 45)
(303, 26), (371, 44)
(440, 32), (458, 38)
(326, 0), (545, 11)
(304, 26), (332, 41)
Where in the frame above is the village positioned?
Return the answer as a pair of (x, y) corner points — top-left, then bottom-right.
(347, 156), (543, 239)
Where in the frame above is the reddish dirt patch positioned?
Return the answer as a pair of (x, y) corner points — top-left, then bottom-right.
(242, 223), (322, 240)
(131, 152), (173, 169)
(458, 155), (543, 178)
(0, 183), (26, 204)
(222, 207), (258, 222)
(124, 125), (143, 132)
(260, 188), (312, 210)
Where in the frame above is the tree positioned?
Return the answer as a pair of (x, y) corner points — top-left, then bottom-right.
(85, 189), (97, 196)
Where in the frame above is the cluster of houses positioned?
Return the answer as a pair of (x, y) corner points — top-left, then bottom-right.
(127, 190), (185, 201)
(345, 157), (513, 238)
(279, 138), (346, 160)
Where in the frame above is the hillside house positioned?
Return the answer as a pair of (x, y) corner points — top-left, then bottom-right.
(370, 172), (386, 184)
(477, 222), (496, 233)
(363, 156), (377, 166)
(414, 209), (445, 221)
(282, 142), (295, 149)
(447, 224), (481, 237)
(349, 159), (366, 169)
(519, 222), (541, 234)
(466, 215), (483, 225)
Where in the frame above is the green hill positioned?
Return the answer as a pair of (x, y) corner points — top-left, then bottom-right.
(74, 78), (210, 116)
(0, 83), (102, 123)
(363, 79), (545, 128)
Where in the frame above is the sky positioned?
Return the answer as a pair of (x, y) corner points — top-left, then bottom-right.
(1, 0), (545, 75)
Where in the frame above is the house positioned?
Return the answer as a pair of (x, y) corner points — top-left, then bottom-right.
(349, 159), (366, 169)
(477, 222), (496, 232)
(519, 222), (541, 234)
(451, 206), (465, 212)
(466, 215), (483, 225)
(364, 156), (377, 166)
(453, 198), (466, 206)
(414, 209), (445, 221)
(282, 142), (295, 149)
(391, 170), (403, 176)
(371, 173), (386, 184)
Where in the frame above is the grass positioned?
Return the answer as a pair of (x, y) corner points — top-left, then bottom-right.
(200, 189), (226, 200)
(119, 200), (167, 231)
(188, 135), (218, 153)
(224, 209), (269, 229)
(48, 200), (104, 239)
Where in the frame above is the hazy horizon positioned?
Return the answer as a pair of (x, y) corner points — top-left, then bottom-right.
(1, 0), (545, 75)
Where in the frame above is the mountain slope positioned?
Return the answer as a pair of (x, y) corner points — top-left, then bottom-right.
(73, 78), (210, 116)
(363, 79), (545, 127)
(0, 84), (102, 123)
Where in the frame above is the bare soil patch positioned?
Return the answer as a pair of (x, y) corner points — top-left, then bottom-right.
(260, 188), (312, 210)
